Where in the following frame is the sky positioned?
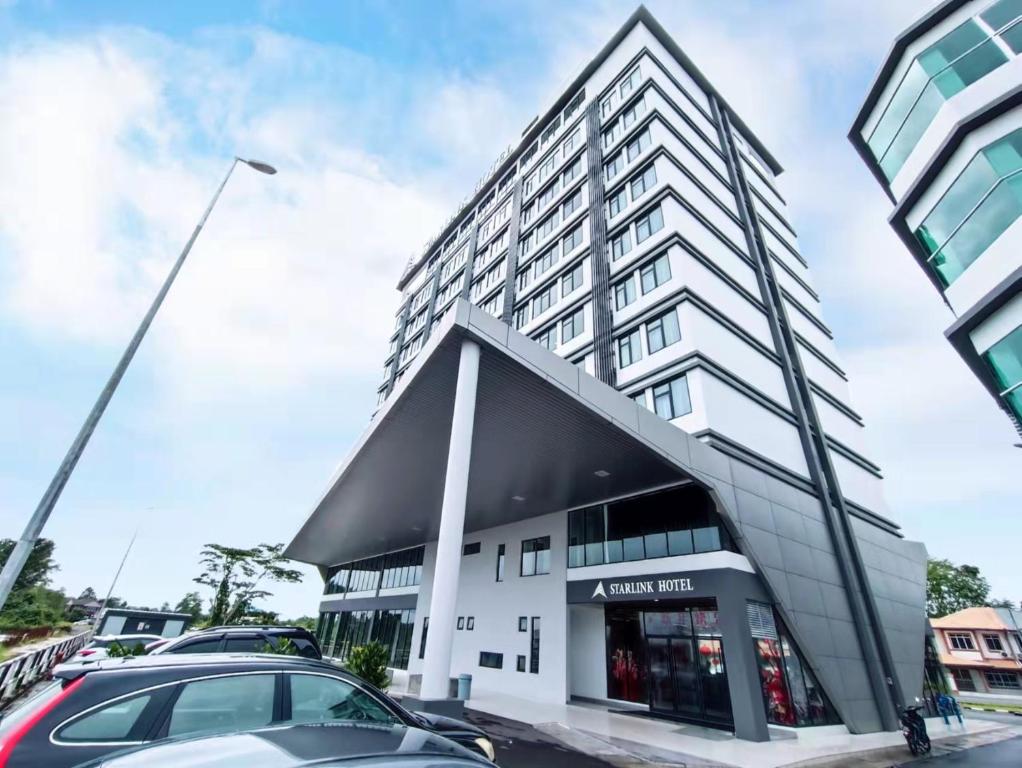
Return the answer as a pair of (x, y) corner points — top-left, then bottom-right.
(0, 0), (1019, 619)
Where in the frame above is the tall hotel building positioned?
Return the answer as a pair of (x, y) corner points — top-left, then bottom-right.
(850, 0), (1022, 437)
(288, 6), (927, 742)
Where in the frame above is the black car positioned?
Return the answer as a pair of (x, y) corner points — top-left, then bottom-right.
(0, 654), (494, 767)
(74, 721), (490, 767)
(148, 625), (321, 658)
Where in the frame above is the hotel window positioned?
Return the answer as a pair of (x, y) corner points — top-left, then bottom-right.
(534, 326), (556, 350)
(563, 156), (583, 184)
(646, 309), (681, 354)
(520, 536), (551, 576)
(538, 179), (560, 209)
(563, 127), (582, 155)
(610, 230), (632, 261)
(601, 91), (617, 118)
(914, 127), (1022, 286)
(626, 129), (651, 162)
(517, 268), (532, 292)
(562, 188), (583, 218)
(541, 115), (561, 146)
(514, 305), (529, 330)
(632, 390), (649, 409)
(533, 247), (559, 279)
(562, 223), (584, 253)
(564, 89), (585, 122)
(538, 154), (556, 182)
(982, 323), (1022, 422)
(863, 0), (1022, 181)
(620, 66), (641, 98)
(630, 164), (657, 200)
(538, 211), (560, 239)
(561, 262), (583, 296)
(652, 375), (691, 420)
(521, 201), (534, 226)
(985, 671), (1020, 689)
(535, 617), (543, 670)
(617, 329), (642, 367)
(520, 234), (534, 257)
(621, 97), (646, 129)
(532, 284), (556, 318)
(561, 307), (585, 343)
(608, 188), (626, 218)
(947, 632), (975, 650)
(983, 634), (1004, 652)
(567, 485), (736, 568)
(496, 544), (505, 582)
(605, 153), (623, 181)
(603, 123), (619, 149)
(636, 206), (664, 243)
(479, 652), (503, 669)
(640, 254), (671, 293)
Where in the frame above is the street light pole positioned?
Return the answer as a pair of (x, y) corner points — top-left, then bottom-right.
(0, 157), (277, 613)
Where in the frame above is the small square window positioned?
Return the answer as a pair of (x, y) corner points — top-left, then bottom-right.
(457, 617), (465, 630)
(518, 617), (528, 632)
(517, 655), (527, 672)
(462, 542), (481, 556)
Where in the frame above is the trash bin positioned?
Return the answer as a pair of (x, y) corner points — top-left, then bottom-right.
(457, 673), (472, 700)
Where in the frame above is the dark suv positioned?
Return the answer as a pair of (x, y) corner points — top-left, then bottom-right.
(0, 655), (494, 767)
(148, 625), (321, 658)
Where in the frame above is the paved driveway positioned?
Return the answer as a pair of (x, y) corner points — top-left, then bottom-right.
(897, 735), (1022, 766)
(465, 710), (618, 768)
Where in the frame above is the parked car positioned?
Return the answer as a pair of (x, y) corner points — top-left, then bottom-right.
(70, 634), (163, 661)
(148, 625), (321, 658)
(0, 654), (495, 767)
(73, 721), (490, 767)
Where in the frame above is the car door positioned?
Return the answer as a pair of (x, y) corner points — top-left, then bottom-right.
(283, 672), (399, 725)
(150, 672), (282, 740)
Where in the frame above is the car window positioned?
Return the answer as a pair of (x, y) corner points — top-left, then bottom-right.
(57, 695), (152, 742)
(289, 674), (396, 725)
(169, 638), (222, 654)
(223, 636), (270, 653)
(168, 674), (275, 737)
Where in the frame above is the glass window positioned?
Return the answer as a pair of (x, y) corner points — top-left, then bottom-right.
(617, 329), (642, 367)
(561, 308), (585, 343)
(289, 674), (395, 725)
(636, 206), (664, 243)
(479, 652), (504, 669)
(915, 127), (1022, 286)
(521, 537), (551, 576)
(984, 634), (1005, 652)
(626, 129), (651, 162)
(171, 638), (222, 654)
(608, 188), (627, 218)
(652, 375), (691, 419)
(646, 310), (681, 354)
(984, 670), (1021, 689)
(640, 254), (671, 293)
(514, 306), (529, 330)
(984, 324), (1022, 420)
(865, 3), (1021, 180)
(168, 675), (275, 737)
(224, 636), (270, 654)
(532, 284), (556, 317)
(535, 326), (556, 350)
(605, 153), (623, 181)
(610, 230), (632, 261)
(948, 632), (975, 650)
(630, 165), (657, 199)
(530, 618), (541, 674)
(614, 277), (636, 310)
(563, 156), (583, 184)
(418, 618), (428, 660)
(622, 96), (646, 129)
(58, 695), (152, 742)
(620, 67), (641, 98)
(561, 262), (583, 296)
(496, 544), (505, 582)
(563, 189), (583, 217)
(562, 223), (584, 253)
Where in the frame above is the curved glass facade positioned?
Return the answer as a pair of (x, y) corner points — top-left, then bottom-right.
(864, 0), (1022, 181)
(983, 323), (1022, 420)
(915, 127), (1022, 286)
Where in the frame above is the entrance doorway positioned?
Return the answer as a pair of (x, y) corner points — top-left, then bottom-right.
(605, 603), (733, 729)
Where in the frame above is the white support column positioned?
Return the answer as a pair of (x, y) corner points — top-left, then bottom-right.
(420, 338), (480, 700)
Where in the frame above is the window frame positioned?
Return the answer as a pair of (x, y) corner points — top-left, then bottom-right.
(520, 536), (551, 577)
(947, 632), (976, 651)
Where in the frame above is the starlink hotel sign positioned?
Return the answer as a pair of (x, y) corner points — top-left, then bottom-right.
(567, 572), (699, 603)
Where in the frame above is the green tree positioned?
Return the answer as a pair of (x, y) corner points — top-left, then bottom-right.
(346, 642), (390, 689)
(174, 591), (205, 622)
(77, 587), (98, 602)
(0, 539), (67, 629)
(193, 543), (302, 626)
(927, 558), (990, 618)
(987, 598), (1017, 610)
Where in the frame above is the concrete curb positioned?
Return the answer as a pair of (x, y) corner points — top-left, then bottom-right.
(961, 704), (1022, 716)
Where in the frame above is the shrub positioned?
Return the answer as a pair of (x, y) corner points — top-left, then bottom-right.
(346, 642), (390, 690)
(106, 641), (147, 658)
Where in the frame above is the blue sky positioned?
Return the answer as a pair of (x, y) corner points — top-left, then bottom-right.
(1, 0), (1019, 618)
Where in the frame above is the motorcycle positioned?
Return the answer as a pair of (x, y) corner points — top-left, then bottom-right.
(899, 704), (931, 756)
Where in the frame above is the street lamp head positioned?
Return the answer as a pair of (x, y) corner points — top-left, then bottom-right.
(240, 158), (278, 175)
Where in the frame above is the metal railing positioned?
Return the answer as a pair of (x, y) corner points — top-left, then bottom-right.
(0, 631), (91, 710)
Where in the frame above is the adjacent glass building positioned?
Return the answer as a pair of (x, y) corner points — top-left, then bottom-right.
(850, 0), (1022, 437)
(290, 6), (928, 744)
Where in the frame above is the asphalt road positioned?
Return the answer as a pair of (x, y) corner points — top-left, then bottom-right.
(899, 735), (1022, 766)
(464, 710), (615, 768)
